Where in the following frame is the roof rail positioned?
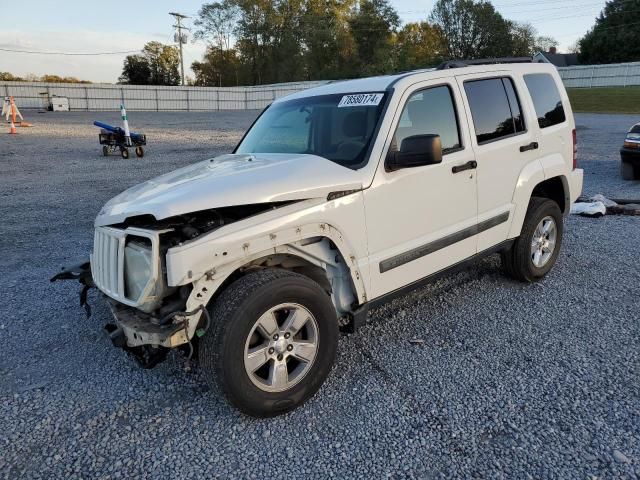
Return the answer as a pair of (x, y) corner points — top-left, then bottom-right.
(436, 57), (533, 70)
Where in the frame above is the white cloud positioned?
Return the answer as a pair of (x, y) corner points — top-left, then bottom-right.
(0, 30), (207, 83)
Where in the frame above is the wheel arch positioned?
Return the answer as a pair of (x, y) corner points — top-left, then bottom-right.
(170, 228), (366, 347)
(509, 162), (569, 238)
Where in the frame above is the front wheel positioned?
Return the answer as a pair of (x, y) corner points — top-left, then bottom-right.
(501, 197), (563, 282)
(199, 269), (338, 417)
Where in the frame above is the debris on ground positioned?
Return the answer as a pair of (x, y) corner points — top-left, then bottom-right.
(570, 201), (607, 217)
(409, 338), (425, 345)
(572, 194), (640, 216)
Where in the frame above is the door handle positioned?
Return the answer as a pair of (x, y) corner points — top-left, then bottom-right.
(519, 142), (539, 152)
(452, 160), (477, 174)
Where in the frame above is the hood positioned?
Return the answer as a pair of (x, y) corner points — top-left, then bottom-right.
(95, 153), (363, 226)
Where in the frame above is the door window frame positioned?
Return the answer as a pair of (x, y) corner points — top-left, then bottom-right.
(462, 75), (528, 146)
(394, 83), (465, 156)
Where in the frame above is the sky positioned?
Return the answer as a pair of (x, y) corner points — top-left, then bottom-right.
(0, 0), (607, 84)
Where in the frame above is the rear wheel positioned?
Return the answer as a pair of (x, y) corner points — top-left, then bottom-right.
(120, 147), (129, 159)
(199, 269), (338, 417)
(135, 146), (144, 158)
(102, 145), (109, 157)
(501, 197), (563, 282)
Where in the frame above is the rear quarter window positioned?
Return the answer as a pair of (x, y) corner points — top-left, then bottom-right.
(524, 73), (566, 128)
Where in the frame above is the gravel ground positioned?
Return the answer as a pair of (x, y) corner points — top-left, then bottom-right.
(1, 111), (638, 479)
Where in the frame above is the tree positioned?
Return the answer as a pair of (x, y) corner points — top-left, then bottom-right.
(119, 55), (151, 84)
(395, 22), (447, 70)
(194, 1), (241, 52)
(509, 22), (558, 56)
(143, 42), (181, 85)
(579, 0), (640, 64)
(0, 72), (24, 81)
(300, 0), (355, 80)
(347, 0), (400, 75)
(192, 47), (244, 86)
(119, 42), (180, 85)
(429, 0), (513, 59)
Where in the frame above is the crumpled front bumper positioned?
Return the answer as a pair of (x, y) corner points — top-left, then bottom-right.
(105, 299), (189, 348)
(51, 260), (203, 350)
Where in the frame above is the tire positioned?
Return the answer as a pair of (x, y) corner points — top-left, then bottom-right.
(120, 147), (129, 159)
(620, 160), (636, 180)
(135, 146), (144, 158)
(102, 145), (109, 157)
(199, 269), (338, 417)
(501, 197), (563, 283)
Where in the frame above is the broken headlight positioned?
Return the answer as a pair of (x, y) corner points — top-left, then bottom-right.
(124, 239), (153, 301)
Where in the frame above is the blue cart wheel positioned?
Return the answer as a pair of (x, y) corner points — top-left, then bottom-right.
(120, 147), (129, 159)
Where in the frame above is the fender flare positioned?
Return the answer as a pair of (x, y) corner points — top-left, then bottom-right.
(167, 222), (367, 347)
(507, 160), (546, 239)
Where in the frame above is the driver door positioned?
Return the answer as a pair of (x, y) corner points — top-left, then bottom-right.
(364, 80), (479, 299)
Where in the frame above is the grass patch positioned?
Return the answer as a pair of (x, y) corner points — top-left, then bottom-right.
(567, 87), (640, 114)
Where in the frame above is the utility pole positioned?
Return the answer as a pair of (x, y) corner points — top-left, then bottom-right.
(169, 12), (189, 86)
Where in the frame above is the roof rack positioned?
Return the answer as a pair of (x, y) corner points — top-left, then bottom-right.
(436, 57), (533, 70)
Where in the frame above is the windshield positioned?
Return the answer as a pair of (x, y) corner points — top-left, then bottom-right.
(235, 93), (387, 169)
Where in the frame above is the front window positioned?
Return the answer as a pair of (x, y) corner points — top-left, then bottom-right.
(393, 85), (462, 154)
(235, 93), (387, 169)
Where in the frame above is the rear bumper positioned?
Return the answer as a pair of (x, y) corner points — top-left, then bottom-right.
(620, 148), (640, 164)
(567, 168), (584, 205)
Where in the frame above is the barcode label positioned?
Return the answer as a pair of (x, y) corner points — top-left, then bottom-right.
(338, 93), (384, 108)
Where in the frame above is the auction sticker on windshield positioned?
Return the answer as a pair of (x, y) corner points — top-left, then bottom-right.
(338, 93), (384, 108)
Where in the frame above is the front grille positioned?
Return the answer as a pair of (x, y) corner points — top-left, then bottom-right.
(92, 227), (125, 299)
(90, 226), (161, 308)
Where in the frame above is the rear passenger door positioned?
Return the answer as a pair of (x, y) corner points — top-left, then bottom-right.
(457, 73), (539, 252)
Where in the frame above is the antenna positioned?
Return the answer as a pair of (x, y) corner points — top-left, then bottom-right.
(169, 12), (190, 86)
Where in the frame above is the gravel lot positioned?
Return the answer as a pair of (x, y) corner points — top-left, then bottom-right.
(1, 111), (638, 479)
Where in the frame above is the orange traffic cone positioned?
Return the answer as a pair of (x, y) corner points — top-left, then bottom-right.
(8, 97), (18, 134)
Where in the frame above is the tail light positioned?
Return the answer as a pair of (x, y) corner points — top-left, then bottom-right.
(572, 128), (577, 169)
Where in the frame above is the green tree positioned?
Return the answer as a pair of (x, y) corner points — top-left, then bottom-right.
(509, 22), (558, 56)
(395, 21), (447, 70)
(579, 0), (640, 63)
(192, 47), (244, 86)
(430, 0), (513, 59)
(194, 0), (240, 52)
(347, 0), (400, 75)
(300, 0), (355, 80)
(119, 42), (180, 85)
(119, 55), (151, 84)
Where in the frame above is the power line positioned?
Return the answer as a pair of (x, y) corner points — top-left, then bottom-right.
(0, 47), (141, 56)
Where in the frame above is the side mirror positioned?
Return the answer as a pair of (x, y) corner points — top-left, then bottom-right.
(387, 134), (443, 171)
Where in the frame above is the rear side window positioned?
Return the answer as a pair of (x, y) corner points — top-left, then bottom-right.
(524, 73), (566, 128)
(395, 85), (462, 153)
(464, 77), (525, 144)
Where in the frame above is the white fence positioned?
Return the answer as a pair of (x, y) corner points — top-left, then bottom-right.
(557, 61), (640, 88)
(3, 61), (640, 111)
(0, 80), (325, 111)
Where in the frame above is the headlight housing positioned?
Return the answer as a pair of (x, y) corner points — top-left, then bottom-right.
(124, 238), (153, 301)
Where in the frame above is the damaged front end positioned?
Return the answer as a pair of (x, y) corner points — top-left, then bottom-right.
(50, 258), (209, 368)
(51, 203), (288, 368)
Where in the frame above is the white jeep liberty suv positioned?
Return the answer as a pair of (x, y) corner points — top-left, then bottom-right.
(55, 59), (583, 417)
